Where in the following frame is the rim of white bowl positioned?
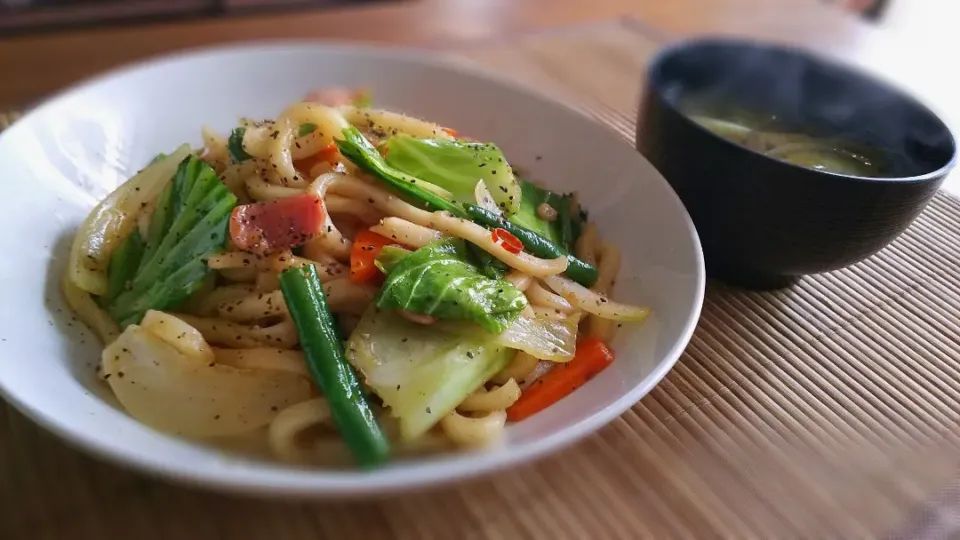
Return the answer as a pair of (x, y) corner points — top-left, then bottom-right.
(0, 40), (705, 498)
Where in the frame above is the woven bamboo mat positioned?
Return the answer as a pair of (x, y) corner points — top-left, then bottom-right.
(4, 18), (960, 540)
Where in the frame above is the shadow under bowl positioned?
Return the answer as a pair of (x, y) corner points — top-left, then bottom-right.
(636, 37), (957, 290)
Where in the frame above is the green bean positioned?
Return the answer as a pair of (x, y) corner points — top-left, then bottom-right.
(464, 204), (599, 287)
(278, 265), (390, 468)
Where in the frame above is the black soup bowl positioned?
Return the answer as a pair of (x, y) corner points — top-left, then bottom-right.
(637, 38), (957, 290)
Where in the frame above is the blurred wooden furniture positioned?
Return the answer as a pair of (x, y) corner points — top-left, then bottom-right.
(0, 0), (953, 184)
(0, 1), (215, 35)
(0, 0), (381, 37)
(0, 0), (886, 109)
(2, 0), (953, 170)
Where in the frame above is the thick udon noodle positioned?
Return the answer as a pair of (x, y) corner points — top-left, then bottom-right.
(66, 102), (628, 466)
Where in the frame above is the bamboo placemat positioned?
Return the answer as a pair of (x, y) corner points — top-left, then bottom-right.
(4, 19), (960, 540)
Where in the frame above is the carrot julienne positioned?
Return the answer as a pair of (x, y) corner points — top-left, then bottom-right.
(349, 228), (400, 285)
(506, 337), (614, 422)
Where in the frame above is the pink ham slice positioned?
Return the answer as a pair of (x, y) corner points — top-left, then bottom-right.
(303, 88), (355, 107)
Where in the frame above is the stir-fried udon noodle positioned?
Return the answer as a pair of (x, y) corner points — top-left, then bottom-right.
(62, 88), (650, 467)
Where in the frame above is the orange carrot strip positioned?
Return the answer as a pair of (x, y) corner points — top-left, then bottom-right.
(349, 228), (399, 285)
(294, 142), (342, 175)
(506, 338), (614, 422)
(317, 141), (340, 162)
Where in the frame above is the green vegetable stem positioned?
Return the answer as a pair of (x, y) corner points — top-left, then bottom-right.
(333, 127), (468, 218)
(464, 204), (599, 287)
(279, 264), (390, 468)
(105, 155), (237, 327)
(227, 127), (252, 163)
(104, 229), (145, 303)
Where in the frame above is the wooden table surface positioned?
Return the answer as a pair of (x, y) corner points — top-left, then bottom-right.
(0, 0), (903, 108)
(1, 0), (956, 191)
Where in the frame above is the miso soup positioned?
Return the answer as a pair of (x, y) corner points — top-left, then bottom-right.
(687, 112), (888, 177)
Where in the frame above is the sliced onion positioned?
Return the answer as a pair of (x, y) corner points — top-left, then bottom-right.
(67, 145), (191, 295)
(474, 180), (501, 215)
(437, 312), (580, 363)
(102, 319), (311, 438)
(495, 313), (581, 362)
(521, 361), (556, 389)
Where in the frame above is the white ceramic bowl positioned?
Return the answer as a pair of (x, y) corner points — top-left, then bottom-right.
(0, 43), (703, 497)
